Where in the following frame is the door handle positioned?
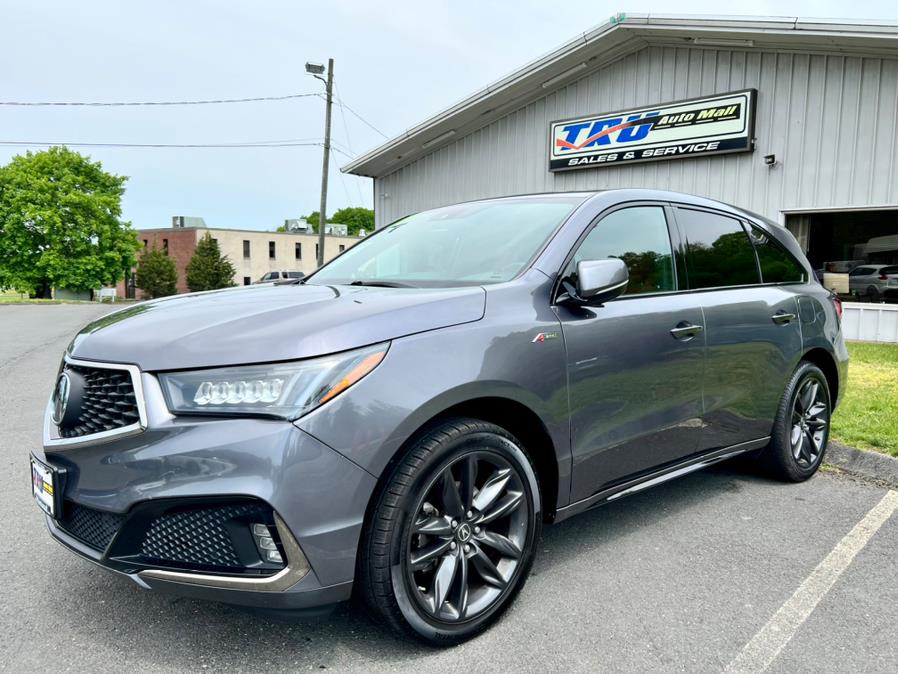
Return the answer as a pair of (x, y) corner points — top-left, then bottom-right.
(670, 322), (704, 340)
(771, 311), (797, 325)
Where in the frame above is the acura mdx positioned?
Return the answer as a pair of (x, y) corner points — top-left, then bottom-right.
(31, 189), (848, 645)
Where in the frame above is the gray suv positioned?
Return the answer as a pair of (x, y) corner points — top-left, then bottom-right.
(31, 189), (847, 645)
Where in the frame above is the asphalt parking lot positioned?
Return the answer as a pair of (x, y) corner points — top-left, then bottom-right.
(1, 304), (896, 673)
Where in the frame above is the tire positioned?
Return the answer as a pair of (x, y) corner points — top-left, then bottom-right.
(867, 286), (881, 303)
(357, 417), (542, 646)
(760, 362), (831, 482)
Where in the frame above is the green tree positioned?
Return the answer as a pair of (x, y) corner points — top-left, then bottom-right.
(135, 245), (177, 299)
(301, 207), (374, 236)
(186, 233), (236, 292)
(0, 147), (139, 297)
(331, 207), (374, 235)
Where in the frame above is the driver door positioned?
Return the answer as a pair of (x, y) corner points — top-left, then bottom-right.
(553, 204), (706, 501)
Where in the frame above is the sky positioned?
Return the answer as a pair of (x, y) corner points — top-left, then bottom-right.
(1, 0), (895, 231)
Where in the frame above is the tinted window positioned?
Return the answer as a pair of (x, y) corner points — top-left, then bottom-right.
(567, 206), (675, 295)
(880, 266), (898, 275)
(849, 267), (872, 276)
(679, 209), (759, 289)
(747, 226), (806, 283)
(308, 196), (585, 287)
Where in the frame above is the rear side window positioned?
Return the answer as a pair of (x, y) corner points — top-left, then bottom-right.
(567, 206), (675, 295)
(678, 208), (759, 289)
(747, 227), (807, 283)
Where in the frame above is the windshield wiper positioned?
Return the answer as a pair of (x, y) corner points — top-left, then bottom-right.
(348, 280), (415, 288)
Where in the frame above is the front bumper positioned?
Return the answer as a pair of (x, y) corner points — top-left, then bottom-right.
(37, 393), (377, 611)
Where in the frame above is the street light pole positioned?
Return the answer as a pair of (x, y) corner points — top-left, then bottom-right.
(315, 58), (334, 267)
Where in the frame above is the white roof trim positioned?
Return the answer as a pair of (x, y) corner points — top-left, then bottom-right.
(342, 13), (898, 178)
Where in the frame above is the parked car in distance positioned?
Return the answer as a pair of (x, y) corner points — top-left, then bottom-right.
(848, 264), (898, 302)
(32, 189), (847, 646)
(256, 270), (304, 284)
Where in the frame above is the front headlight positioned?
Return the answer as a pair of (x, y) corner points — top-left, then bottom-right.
(158, 342), (389, 420)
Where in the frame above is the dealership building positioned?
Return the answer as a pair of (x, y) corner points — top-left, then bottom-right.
(344, 14), (898, 280)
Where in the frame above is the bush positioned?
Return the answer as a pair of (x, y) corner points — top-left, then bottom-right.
(135, 246), (177, 298)
(186, 233), (236, 292)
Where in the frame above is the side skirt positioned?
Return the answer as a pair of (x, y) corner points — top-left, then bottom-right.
(553, 437), (769, 523)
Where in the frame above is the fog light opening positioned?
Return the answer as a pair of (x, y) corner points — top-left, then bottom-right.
(250, 522), (284, 565)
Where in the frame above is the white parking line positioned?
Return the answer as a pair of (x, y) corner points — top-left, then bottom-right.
(724, 489), (898, 674)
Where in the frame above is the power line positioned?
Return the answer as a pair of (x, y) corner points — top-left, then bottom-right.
(0, 139), (326, 149)
(334, 80), (365, 205)
(333, 97), (389, 139)
(0, 93), (322, 107)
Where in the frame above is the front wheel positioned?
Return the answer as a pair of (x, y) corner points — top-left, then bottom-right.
(760, 362), (831, 482)
(358, 418), (541, 645)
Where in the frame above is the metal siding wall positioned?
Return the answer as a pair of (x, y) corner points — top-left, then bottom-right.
(374, 46), (898, 227)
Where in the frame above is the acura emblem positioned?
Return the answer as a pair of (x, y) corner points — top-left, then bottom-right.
(51, 373), (71, 426)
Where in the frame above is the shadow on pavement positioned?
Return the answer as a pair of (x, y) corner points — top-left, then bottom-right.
(52, 462), (770, 669)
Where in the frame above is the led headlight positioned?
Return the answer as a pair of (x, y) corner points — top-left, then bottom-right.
(158, 342), (389, 420)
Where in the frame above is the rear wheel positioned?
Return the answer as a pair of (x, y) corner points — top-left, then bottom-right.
(867, 286), (882, 303)
(358, 418), (541, 645)
(760, 362), (831, 481)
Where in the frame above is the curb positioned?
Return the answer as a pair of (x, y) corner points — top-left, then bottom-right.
(826, 442), (898, 488)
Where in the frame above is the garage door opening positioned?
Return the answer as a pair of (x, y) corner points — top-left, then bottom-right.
(786, 209), (898, 302)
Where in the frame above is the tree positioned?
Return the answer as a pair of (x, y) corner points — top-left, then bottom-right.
(135, 245), (177, 299)
(301, 207), (374, 236)
(331, 207), (374, 235)
(303, 211), (320, 228)
(0, 147), (139, 297)
(186, 233), (236, 292)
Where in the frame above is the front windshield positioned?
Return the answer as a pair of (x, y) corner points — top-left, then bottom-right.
(307, 195), (585, 287)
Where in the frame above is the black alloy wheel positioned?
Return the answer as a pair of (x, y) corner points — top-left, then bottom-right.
(405, 451), (529, 622)
(789, 376), (829, 468)
(761, 361), (831, 481)
(359, 418), (541, 645)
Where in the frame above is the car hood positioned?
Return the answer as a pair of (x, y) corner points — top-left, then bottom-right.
(69, 284), (486, 371)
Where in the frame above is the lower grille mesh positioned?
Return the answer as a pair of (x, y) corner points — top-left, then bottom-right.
(59, 502), (125, 551)
(139, 503), (271, 572)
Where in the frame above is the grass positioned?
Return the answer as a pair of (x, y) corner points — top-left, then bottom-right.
(830, 341), (898, 457)
(0, 297), (92, 304)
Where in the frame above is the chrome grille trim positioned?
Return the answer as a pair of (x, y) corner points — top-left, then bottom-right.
(43, 355), (148, 449)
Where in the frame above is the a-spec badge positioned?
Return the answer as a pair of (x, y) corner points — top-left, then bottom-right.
(532, 331), (560, 343)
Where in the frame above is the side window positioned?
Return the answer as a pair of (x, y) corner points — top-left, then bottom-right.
(566, 206), (675, 295)
(747, 226), (806, 283)
(849, 267), (871, 277)
(678, 208), (760, 289)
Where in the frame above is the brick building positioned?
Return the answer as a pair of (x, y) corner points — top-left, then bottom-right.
(119, 225), (361, 299)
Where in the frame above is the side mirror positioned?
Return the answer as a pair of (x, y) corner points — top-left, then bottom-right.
(560, 258), (629, 305)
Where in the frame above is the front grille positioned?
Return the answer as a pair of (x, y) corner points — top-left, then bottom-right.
(58, 364), (140, 439)
(139, 503), (275, 573)
(59, 501), (126, 551)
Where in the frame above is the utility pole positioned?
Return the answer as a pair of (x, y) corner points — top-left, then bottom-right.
(316, 58), (334, 267)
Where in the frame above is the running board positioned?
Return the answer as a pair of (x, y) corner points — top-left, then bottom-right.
(554, 437), (769, 523)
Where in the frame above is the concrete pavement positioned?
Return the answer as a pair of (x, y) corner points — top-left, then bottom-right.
(1, 304), (895, 673)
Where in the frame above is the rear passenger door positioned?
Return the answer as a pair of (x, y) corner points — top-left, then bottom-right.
(672, 206), (804, 451)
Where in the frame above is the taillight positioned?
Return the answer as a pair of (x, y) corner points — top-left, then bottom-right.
(879, 274), (888, 280)
(832, 294), (843, 320)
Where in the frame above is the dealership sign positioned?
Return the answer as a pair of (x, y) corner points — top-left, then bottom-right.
(549, 89), (756, 171)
